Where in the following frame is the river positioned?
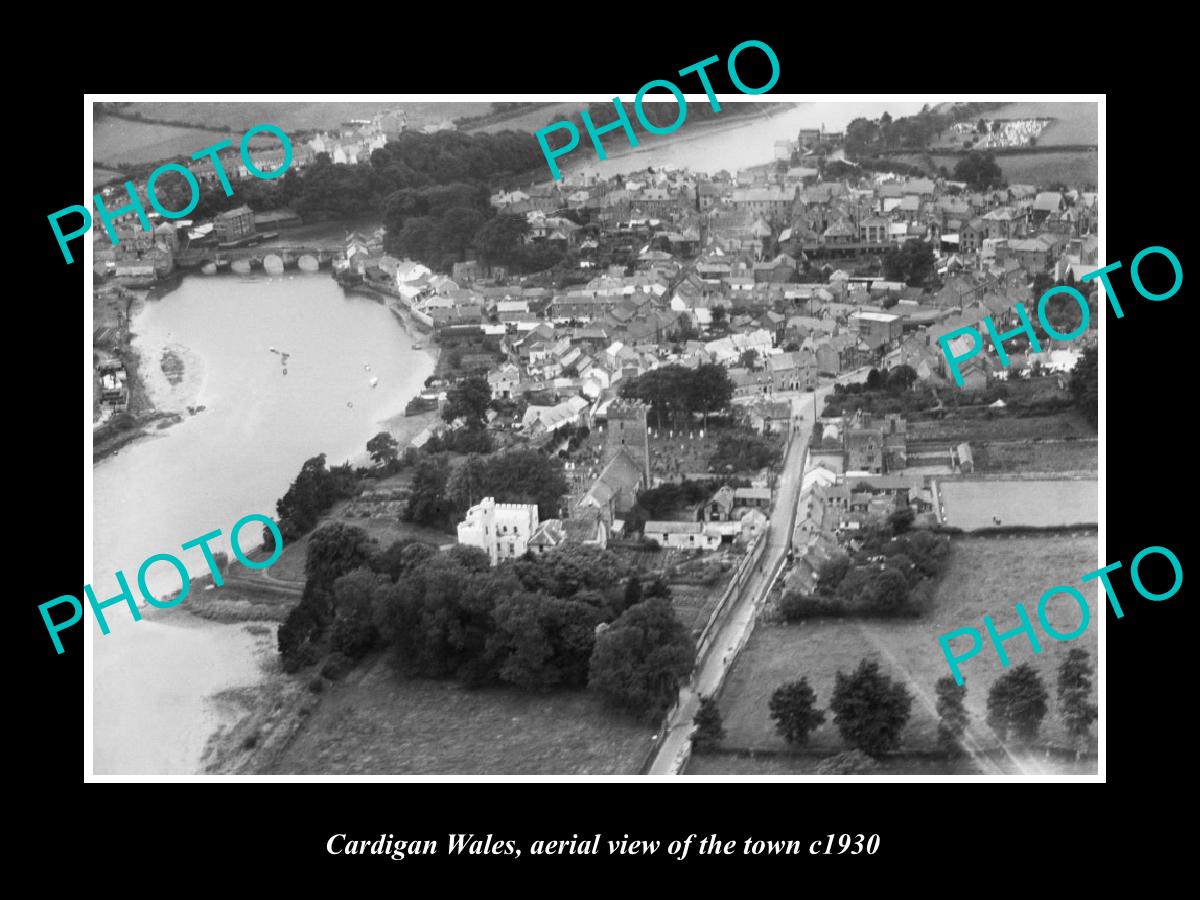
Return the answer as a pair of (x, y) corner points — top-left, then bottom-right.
(565, 100), (928, 178)
(92, 272), (434, 775)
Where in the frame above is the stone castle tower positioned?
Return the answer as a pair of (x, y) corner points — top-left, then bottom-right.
(603, 399), (651, 487)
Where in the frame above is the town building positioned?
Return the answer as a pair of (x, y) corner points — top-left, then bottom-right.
(456, 497), (540, 566)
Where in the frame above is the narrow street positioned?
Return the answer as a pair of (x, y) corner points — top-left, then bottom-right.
(647, 381), (836, 775)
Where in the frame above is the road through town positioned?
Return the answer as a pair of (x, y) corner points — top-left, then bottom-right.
(647, 382), (836, 775)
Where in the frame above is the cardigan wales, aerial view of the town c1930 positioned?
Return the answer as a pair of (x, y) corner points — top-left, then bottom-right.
(89, 97), (1101, 778)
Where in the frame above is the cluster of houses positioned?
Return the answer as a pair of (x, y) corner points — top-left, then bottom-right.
(400, 132), (1098, 566)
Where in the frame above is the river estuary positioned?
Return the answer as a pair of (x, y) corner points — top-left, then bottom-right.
(92, 274), (434, 774)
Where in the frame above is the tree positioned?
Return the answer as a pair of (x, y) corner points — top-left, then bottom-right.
(976, 118), (987, 134)
(489, 591), (606, 689)
(622, 576), (643, 613)
(986, 664), (1049, 744)
(710, 304), (727, 329)
(475, 212), (531, 268)
(935, 675), (969, 757)
(768, 678), (825, 746)
(953, 151), (1003, 191)
(1068, 346), (1098, 428)
(816, 553), (851, 595)
(404, 456), (451, 528)
(888, 507), (916, 534)
(692, 696), (726, 753)
(303, 522), (377, 613)
(739, 349), (758, 369)
(588, 598), (695, 720)
(277, 522), (375, 672)
(865, 368), (884, 390)
(829, 659), (913, 757)
(366, 431), (399, 467)
(887, 365), (917, 392)
(274, 454), (338, 542)
(883, 239), (936, 287)
(445, 453), (490, 518)
(370, 538), (436, 581)
(329, 567), (387, 660)
(442, 375), (492, 425)
(1057, 649), (1097, 758)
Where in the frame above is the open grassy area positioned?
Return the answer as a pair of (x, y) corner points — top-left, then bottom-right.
(705, 534), (1098, 770)
(111, 101), (493, 136)
(93, 166), (125, 187)
(94, 119), (231, 167)
(269, 654), (653, 774)
(939, 479), (1096, 529)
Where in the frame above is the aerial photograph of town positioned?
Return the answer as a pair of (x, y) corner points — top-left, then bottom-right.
(89, 96), (1100, 778)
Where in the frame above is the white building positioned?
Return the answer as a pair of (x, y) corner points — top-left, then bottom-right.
(643, 520), (723, 551)
(456, 497), (539, 566)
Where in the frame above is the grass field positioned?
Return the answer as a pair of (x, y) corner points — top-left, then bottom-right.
(269, 654), (653, 774)
(939, 479), (1097, 529)
(928, 150), (1097, 189)
(464, 102), (582, 135)
(111, 101), (494, 134)
(93, 166), (125, 187)
(94, 119), (231, 167)
(705, 534), (1098, 771)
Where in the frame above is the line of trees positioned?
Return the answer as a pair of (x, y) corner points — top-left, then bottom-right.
(759, 649), (1096, 763)
(278, 526), (694, 720)
(769, 661), (913, 757)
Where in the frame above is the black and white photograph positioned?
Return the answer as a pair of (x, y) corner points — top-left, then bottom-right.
(77, 94), (1108, 780)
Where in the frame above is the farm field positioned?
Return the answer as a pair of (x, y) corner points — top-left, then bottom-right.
(929, 150), (1097, 189)
(112, 101), (492, 134)
(938, 478), (1097, 529)
(701, 534), (1098, 773)
(464, 102), (582, 135)
(94, 119), (232, 167)
(93, 166), (125, 187)
(269, 654), (652, 774)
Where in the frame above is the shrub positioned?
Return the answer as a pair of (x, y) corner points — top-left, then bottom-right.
(814, 749), (879, 775)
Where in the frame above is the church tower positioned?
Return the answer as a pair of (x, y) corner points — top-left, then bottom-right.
(603, 399), (651, 487)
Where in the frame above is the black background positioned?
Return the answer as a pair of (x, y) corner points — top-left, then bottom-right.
(18, 29), (1190, 881)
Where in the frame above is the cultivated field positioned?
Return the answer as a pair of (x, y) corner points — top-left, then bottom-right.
(702, 534), (1099, 772)
(269, 654), (653, 774)
(938, 479), (1097, 529)
(93, 119), (231, 167)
